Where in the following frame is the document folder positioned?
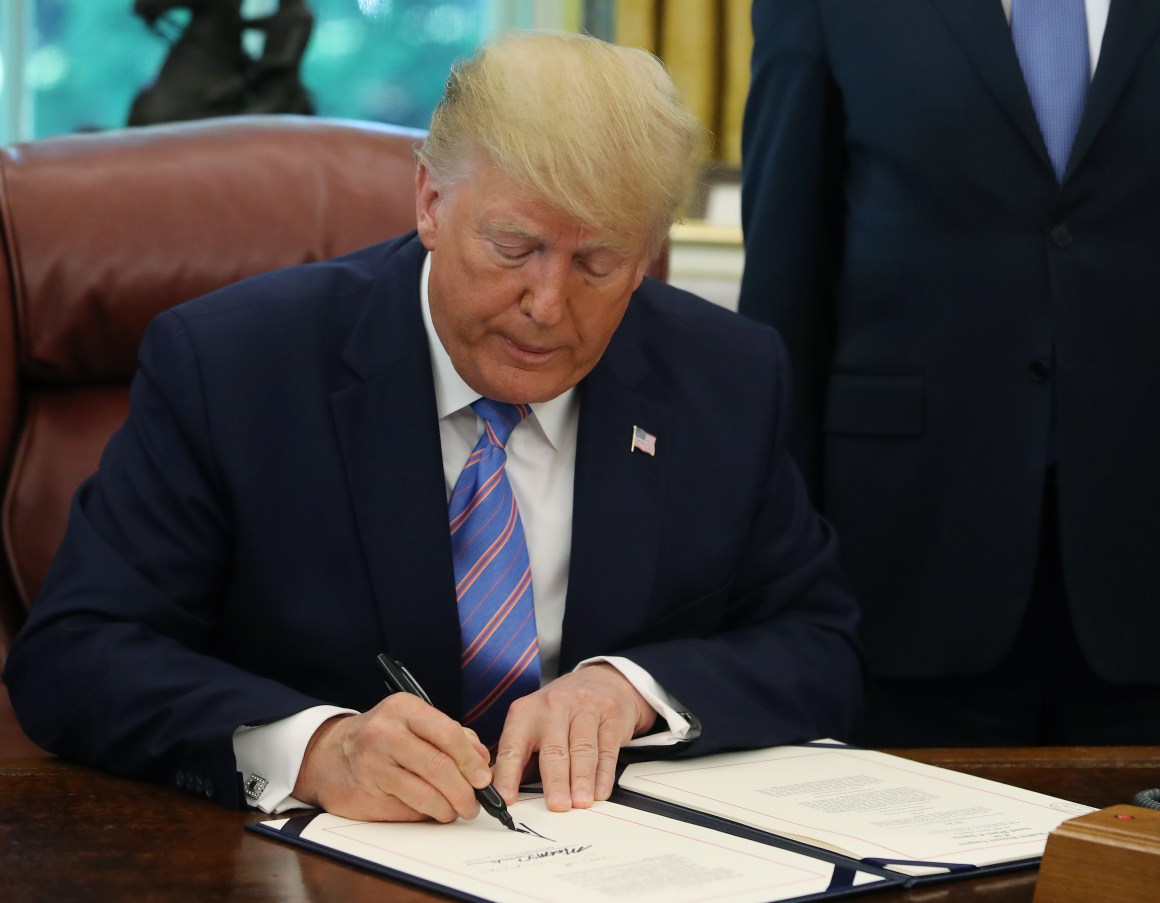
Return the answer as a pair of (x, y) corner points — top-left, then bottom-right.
(250, 743), (1095, 901)
(617, 743), (1095, 883)
(250, 788), (895, 903)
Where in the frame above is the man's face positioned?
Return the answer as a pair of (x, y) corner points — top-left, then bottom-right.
(416, 160), (650, 404)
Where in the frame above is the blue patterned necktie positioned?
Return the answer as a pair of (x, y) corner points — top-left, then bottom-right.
(449, 399), (541, 747)
(1011, 0), (1090, 180)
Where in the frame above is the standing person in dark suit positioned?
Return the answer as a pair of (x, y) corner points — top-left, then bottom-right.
(5, 30), (862, 822)
(738, 0), (1160, 747)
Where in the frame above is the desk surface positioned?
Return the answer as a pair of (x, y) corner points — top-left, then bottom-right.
(3, 747), (1159, 902)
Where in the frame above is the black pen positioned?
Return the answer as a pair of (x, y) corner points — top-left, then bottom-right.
(376, 653), (517, 832)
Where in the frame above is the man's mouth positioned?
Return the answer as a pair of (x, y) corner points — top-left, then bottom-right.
(503, 336), (558, 361)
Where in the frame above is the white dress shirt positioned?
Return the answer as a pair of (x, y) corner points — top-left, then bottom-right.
(234, 253), (695, 813)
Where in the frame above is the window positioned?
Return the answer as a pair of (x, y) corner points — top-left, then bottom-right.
(1, 0), (498, 144)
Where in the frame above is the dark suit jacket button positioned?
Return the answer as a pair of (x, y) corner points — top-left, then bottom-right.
(1050, 223), (1073, 247)
(1029, 359), (1052, 381)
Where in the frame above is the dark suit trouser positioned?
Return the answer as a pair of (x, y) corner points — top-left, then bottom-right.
(855, 470), (1160, 747)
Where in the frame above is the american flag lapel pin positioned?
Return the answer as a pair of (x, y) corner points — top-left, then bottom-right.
(630, 425), (657, 456)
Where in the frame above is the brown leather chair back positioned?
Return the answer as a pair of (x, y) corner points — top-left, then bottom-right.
(0, 115), (425, 753)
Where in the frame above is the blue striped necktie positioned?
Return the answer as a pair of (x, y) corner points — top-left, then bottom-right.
(450, 399), (541, 746)
(1011, 0), (1090, 180)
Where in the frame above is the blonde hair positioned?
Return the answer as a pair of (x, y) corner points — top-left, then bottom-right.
(416, 30), (707, 257)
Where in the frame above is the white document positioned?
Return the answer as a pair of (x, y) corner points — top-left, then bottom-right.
(619, 745), (1096, 876)
(257, 791), (890, 902)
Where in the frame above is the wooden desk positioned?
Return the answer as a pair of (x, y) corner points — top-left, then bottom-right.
(3, 748), (1158, 901)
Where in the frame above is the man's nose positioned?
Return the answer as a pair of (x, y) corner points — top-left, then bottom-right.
(519, 255), (569, 326)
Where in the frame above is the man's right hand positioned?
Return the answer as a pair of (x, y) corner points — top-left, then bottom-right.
(292, 694), (494, 822)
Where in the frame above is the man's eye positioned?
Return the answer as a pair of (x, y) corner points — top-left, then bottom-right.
(580, 262), (612, 278)
(493, 243), (531, 261)
(579, 254), (620, 279)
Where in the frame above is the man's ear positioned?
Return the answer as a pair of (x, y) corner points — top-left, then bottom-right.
(631, 254), (650, 292)
(415, 163), (440, 251)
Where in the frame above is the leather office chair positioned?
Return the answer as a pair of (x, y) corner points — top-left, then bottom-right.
(0, 114), (670, 757)
(0, 115), (425, 755)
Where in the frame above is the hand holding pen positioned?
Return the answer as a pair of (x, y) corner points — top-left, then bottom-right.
(377, 654), (517, 831)
(291, 661), (507, 825)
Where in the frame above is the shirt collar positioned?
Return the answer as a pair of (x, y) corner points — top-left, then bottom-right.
(420, 253), (577, 450)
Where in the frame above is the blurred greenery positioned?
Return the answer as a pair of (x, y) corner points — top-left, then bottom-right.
(21, 0), (483, 138)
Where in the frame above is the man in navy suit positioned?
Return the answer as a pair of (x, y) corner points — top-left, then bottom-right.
(739, 1), (1160, 745)
(5, 31), (861, 821)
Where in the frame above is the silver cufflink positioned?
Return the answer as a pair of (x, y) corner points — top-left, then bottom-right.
(243, 773), (269, 800)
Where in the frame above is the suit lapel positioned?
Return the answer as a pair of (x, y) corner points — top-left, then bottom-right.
(928, 0), (1053, 171)
(560, 306), (672, 668)
(329, 237), (463, 716)
(1065, 0), (1160, 179)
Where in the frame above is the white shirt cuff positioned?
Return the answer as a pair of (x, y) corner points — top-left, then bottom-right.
(575, 656), (701, 747)
(232, 705), (357, 813)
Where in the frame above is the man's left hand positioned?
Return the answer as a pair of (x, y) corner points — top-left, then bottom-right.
(490, 663), (657, 811)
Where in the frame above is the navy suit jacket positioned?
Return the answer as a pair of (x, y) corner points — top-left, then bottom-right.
(6, 233), (861, 807)
(739, 0), (1160, 684)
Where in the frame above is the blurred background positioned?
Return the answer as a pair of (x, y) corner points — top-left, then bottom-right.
(2, 0), (488, 139)
(0, 1), (745, 306)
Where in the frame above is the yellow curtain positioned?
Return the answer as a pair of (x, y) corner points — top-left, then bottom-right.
(611, 0), (752, 166)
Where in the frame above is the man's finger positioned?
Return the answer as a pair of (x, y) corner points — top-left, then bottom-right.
(567, 709), (600, 808)
(594, 716), (623, 800)
(491, 701), (537, 803)
(376, 759), (469, 823)
(390, 702), (489, 819)
(535, 726), (573, 812)
(462, 726), (492, 765)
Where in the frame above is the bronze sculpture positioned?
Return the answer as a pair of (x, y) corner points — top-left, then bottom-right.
(129, 0), (314, 125)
